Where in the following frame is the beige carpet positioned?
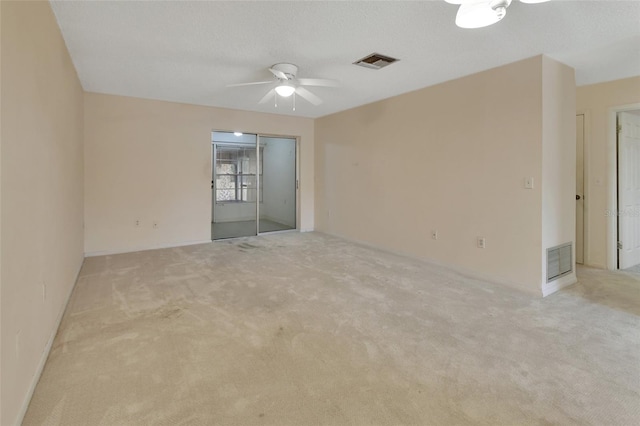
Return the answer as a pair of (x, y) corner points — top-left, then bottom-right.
(23, 233), (640, 425)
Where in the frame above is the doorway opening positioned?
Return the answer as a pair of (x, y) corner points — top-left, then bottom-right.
(211, 131), (298, 240)
(616, 110), (640, 271)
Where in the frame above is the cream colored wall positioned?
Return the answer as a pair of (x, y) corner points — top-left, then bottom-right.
(84, 93), (314, 255)
(576, 76), (640, 268)
(541, 57), (577, 295)
(316, 56), (547, 295)
(0, 2), (3, 422)
(1, 1), (85, 425)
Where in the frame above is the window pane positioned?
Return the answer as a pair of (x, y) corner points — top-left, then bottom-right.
(214, 144), (260, 203)
(216, 189), (235, 201)
(217, 162), (236, 175)
(216, 175), (235, 189)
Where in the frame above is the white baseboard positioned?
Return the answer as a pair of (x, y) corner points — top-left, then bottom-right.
(582, 262), (607, 270)
(85, 239), (212, 257)
(17, 257), (83, 425)
(542, 272), (577, 297)
(319, 231), (541, 297)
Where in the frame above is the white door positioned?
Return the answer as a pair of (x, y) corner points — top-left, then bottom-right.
(618, 112), (640, 269)
(576, 114), (585, 264)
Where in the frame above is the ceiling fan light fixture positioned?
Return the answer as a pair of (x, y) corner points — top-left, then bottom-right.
(455, 2), (501, 28)
(454, 0), (511, 28)
(519, 0), (550, 3)
(275, 82), (296, 97)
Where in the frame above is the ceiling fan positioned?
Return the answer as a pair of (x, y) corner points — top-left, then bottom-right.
(445, 0), (550, 29)
(227, 63), (338, 108)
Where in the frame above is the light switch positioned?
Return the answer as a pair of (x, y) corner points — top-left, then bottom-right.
(525, 177), (534, 189)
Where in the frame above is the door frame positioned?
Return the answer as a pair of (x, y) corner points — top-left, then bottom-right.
(210, 130), (300, 240)
(606, 103), (640, 270)
(576, 112), (588, 265)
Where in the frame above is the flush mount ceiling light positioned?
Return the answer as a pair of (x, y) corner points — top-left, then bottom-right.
(445, 0), (550, 29)
(275, 81), (296, 97)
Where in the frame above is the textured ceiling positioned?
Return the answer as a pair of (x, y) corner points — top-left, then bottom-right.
(50, 0), (640, 118)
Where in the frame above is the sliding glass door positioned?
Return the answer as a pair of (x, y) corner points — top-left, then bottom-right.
(211, 132), (296, 240)
(259, 137), (296, 232)
(212, 132), (259, 240)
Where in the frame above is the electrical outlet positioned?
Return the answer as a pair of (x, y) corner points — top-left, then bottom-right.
(432, 230), (438, 240)
(134, 219), (140, 227)
(477, 237), (486, 249)
(153, 221), (158, 229)
(525, 177), (534, 189)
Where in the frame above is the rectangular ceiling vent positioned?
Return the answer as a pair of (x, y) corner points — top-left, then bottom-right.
(353, 53), (399, 70)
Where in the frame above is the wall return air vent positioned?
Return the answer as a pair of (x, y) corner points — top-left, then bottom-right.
(547, 243), (572, 282)
(353, 53), (399, 70)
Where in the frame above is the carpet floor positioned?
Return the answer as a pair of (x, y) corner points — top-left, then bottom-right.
(23, 232), (640, 425)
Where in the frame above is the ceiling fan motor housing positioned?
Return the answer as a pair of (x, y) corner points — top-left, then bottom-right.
(271, 63), (299, 80)
(490, 0), (512, 18)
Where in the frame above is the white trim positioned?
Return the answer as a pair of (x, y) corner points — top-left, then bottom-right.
(576, 110), (591, 266)
(16, 259), (83, 425)
(320, 231), (544, 297)
(296, 136), (301, 232)
(542, 272), (578, 297)
(606, 103), (640, 270)
(84, 239), (212, 257)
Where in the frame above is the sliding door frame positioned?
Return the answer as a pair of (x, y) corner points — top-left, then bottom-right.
(211, 130), (300, 240)
(256, 133), (299, 235)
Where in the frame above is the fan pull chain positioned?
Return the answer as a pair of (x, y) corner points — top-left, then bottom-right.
(293, 92), (296, 111)
(274, 92), (277, 108)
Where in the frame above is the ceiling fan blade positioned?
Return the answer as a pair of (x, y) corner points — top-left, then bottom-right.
(297, 78), (340, 88)
(295, 87), (322, 106)
(227, 81), (273, 88)
(269, 67), (288, 80)
(258, 89), (275, 104)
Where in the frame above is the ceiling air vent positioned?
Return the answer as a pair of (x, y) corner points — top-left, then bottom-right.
(353, 53), (399, 70)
